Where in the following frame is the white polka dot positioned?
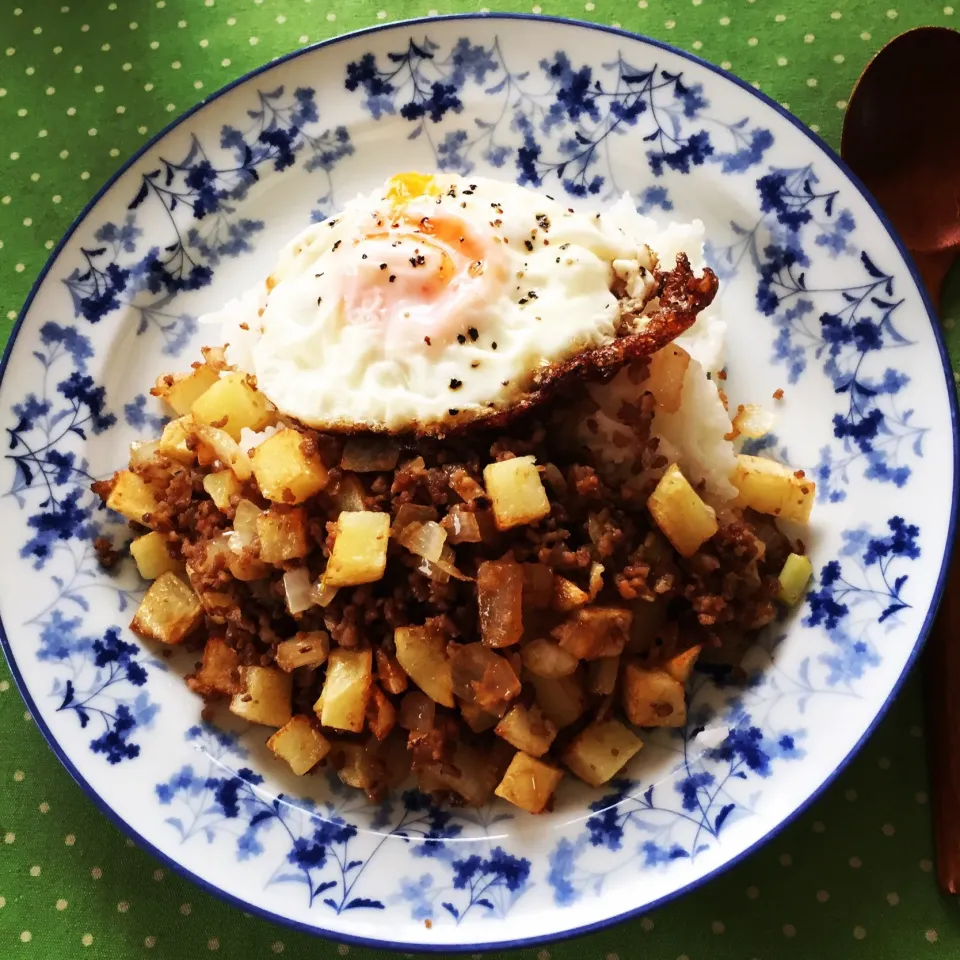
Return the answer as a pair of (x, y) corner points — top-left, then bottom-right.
(39, 802), (49, 812)
(326, 11), (336, 19)
(886, 892), (899, 906)
(94, 84), (104, 93)
(926, 930), (939, 943)
(719, 16), (730, 25)
(692, 40), (703, 49)
(101, 42), (110, 51)
(831, 9), (842, 17)
(129, 21), (137, 29)
(80, 22), (88, 30)
(249, 36), (259, 45)
(177, 19), (186, 27)
(638, 0), (647, 7)
(16, 108), (26, 116)
(887, 9), (898, 18)
(153, 869), (164, 881)
(537, 952), (550, 960)
(14, 263), (24, 273)
(199, 39), (208, 47)
(665, 19), (675, 28)
(138, 125), (147, 134)
(641, 917), (654, 931)
(226, 15), (236, 24)
(746, 886), (759, 899)
(91, 867), (102, 879)
(271, 944), (284, 955)
(376, 10), (386, 18)
(711, 921), (725, 934)
(66, 106), (76, 114)
(5, 48), (14, 56)
(144, 937), (157, 948)
(836, 100), (848, 110)
(585, 2), (595, 10)
(221, 58), (231, 66)
(88, 128), (97, 136)
(861, 31), (872, 40)
(20, 932), (31, 943)
(816, 889), (829, 902)
(82, 934), (93, 947)
(208, 940), (220, 951)
(775, 13), (786, 21)
(299, 34), (308, 42)
(720, 60), (732, 69)
(53, 45), (62, 54)
(171, 60), (181, 69)
(166, 103), (175, 111)
(143, 82), (153, 91)
(64, 834), (75, 846)
(29, 865), (40, 877)
(56, 899), (67, 911)
(276, 14), (286, 22)
(117, 901), (129, 913)
(783, 924), (796, 937)
(13, 6), (22, 13)
(747, 36), (757, 45)
(43, 240), (53, 249)
(179, 903), (191, 915)
(777, 56), (788, 65)
(849, 856), (862, 868)
(881, 822), (895, 836)
(809, 123), (820, 133)
(336, 948), (349, 957)
(806, 77), (818, 87)
(853, 926), (866, 940)
(920, 858), (933, 873)
(945, 5), (955, 13)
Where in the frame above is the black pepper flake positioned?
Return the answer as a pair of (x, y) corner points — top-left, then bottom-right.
(467, 327), (479, 341)
(317, 296), (323, 305)
(457, 334), (466, 344)
(546, 194), (555, 200)
(560, 243), (570, 250)
(519, 298), (528, 305)
(449, 408), (460, 415)
(461, 201), (467, 208)
(491, 341), (498, 350)
(447, 187), (458, 197)
(501, 380), (509, 386)
(524, 239), (534, 251)
(556, 257), (561, 263)
(567, 207), (574, 213)
(379, 263), (387, 270)
(420, 216), (431, 227)
(409, 253), (425, 267)
(449, 378), (462, 390)
(332, 240), (342, 251)
(424, 336), (431, 346)
(536, 214), (551, 230)
(328, 218), (339, 227)
(528, 290), (538, 299)
(361, 253), (368, 259)
(389, 275), (396, 283)
(471, 360), (480, 368)
(461, 189), (474, 196)
(314, 272), (324, 278)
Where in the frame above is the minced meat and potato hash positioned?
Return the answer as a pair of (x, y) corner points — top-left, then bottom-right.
(92, 346), (815, 816)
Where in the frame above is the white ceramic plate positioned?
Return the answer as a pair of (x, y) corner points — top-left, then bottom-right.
(1, 15), (956, 951)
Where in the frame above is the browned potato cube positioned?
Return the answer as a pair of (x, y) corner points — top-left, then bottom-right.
(394, 624), (454, 707)
(130, 572), (203, 645)
(732, 455), (816, 523)
(158, 416), (196, 465)
(647, 344), (690, 413)
(664, 645), (700, 683)
(191, 372), (275, 441)
(274, 631), (330, 672)
(366, 686), (397, 741)
(521, 638), (579, 679)
(316, 648), (372, 733)
(267, 715), (331, 775)
(251, 428), (329, 504)
(195, 589), (235, 625)
(324, 511), (390, 587)
(530, 673), (585, 728)
(553, 575), (589, 612)
(336, 742), (381, 792)
(494, 751), (564, 814)
(375, 649), (408, 696)
(152, 364), (220, 416)
(187, 636), (241, 697)
(552, 607), (632, 660)
(202, 470), (241, 513)
(105, 470), (160, 527)
(130, 532), (181, 580)
(495, 704), (557, 758)
(562, 719), (643, 787)
(460, 700), (500, 733)
(256, 507), (309, 565)
(229, 666), (293, 727)
(477, 557), (524, 647)
(483, 455), (551, 531)
(522, 564), (554, 610)
(622, 662), (687, 727)
(647, 463), (719, 558)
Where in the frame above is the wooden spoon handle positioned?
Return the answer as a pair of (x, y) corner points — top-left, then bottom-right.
(926, 536), (960, 894)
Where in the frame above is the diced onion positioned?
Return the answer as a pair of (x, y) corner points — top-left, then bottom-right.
(398, 520), (447, 562)
(309, 579), (339, 608)
(229, 499), (262, 551)
(732, 404), (778, 439)
(399, 691), (435, 733)
(341, 436), (400, 472)
(192, 421), (253, 481)
(442, 505), (482, 544)
(200, 345), (231, 371)
(129, 440), (161, 469)
(418, 544), (472, 583)
(589, 562), (605, 599)
(238, 423), (280, 452)
(283, 567), (315, 615)
(450, 643), (521, 712)
(521, 638), (579, 678)
(390, 502), (438, 538)
(329, 473), (366, 513)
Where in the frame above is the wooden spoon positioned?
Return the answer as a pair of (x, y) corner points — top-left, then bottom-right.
(842, 26), (960, 895)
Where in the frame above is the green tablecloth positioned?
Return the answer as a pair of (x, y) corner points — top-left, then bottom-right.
(1, 2), (958, 957)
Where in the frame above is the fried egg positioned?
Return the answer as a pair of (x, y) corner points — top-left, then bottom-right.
(208, 173), (716, 434)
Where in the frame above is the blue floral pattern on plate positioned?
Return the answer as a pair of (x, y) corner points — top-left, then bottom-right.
(0, 18), (953, 951)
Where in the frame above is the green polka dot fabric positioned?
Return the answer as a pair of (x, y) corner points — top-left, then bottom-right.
(1, 2), (959, 957)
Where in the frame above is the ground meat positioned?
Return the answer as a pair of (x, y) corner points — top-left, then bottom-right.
(94, 537), (121, 570)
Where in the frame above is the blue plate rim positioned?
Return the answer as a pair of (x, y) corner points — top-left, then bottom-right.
(0, 12), (956, 953)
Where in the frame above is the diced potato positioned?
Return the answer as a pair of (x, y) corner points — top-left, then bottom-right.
(196, 589), (235, 624)
(317, 648), (372, 733)
(483, 455), (551, 531)
(130, 532), (181, 580)
(203, 470), (241, 513)
(587, 656), (620, 696)
(562, 719), (643, 787)
(394, 624), (454, 707)
(187, 636), (241, 697)
(375, 649), (408, 696)
(324, 511), (390, 587)
(622, 663), (687, 727)
(230, 665), (293, 727)
(460, 700), (500, 733)
(251, 428), (329, 504)
(257, 507), (309, 565)
(522, 564), (554, 610)
(647, 344), (690, 413)
(494, 751), (564, 814)
(366, 685), (397, 740)
(647, 463), (719, 558)
(778, 552), (814, 605)
(274, 631), (330, 672)
(267, 715), (331, 775)
(191, 371), (275, 441)
(552, 575), (590, 612)
(520, 638), (579, 679)
(335, 741), (381, 792)
(664, 645), (700, 683)
(130, 571), (203, 644)
(158, 416), (196, 465)
(105, 470), (160, 526)
(732, 455), (816, 523)
(477, 558), (524, 647)
(495, 704), (557, 758)
(552, 607), (632, 660)
(531, 673), (585, 728)
(152, 364), (220, 416)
